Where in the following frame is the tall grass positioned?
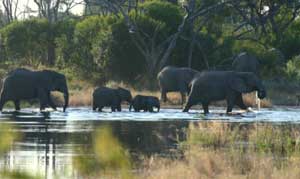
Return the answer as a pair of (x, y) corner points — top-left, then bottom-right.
(139, 123), (300, 179)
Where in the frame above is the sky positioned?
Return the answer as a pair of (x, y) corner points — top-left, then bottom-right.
(1, 0), (84, 18)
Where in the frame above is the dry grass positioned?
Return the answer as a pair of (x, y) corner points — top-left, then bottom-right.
(138, 123), (300, 179)
(243, 92), (272, 108)
(69, 88), (94, 107)
(140, 149), (300, 179)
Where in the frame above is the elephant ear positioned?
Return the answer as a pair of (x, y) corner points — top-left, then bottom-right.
(229, 75), (249, 93)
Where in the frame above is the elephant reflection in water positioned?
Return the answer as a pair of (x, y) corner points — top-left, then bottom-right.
(114, 121), (188, 154)
(78, 121), (189, 155)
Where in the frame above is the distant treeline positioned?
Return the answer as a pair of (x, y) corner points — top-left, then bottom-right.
(1, 0), (300, 87)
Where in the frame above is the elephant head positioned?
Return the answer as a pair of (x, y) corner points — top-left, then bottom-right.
(117, 87), (132, 103)
(155, 103), (160, 112)
(45, 70), (69, 112)
(230, 72), (266, 99)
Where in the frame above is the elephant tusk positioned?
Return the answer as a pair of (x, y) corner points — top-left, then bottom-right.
(255, 91), (261, 110)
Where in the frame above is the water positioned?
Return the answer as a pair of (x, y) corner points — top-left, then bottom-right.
(0, 107), (300, 178)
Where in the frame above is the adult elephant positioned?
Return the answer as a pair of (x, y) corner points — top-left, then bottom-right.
(0, 68), (69, 112)
(183, 71), (266, 114)
(157, 66), (199, 105)
(92, 87), (132, 112)
(129, 95), (160, 112)
(232, 52), (259, 75)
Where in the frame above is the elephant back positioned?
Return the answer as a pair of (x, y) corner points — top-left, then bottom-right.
(232, 52), (259, 74)
(157, 66), (198, 91)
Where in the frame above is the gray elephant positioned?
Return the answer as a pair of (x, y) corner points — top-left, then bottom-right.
(0, 68), (69, 112)
(129, 95), (160, 112)
(92, 87), (132, 112)
(232, 52), (259, 75)
(157, 66), (199, 105)
(183, 71), (266, 114)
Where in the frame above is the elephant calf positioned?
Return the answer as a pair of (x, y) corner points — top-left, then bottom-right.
(92, 87), (132, 112)
(183, 71), (266, 114)
(0, 68), (69, 112)
(129, 95), (160, 112)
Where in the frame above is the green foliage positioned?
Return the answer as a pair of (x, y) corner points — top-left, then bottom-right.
(285, 55), (300, 81)
(72, 15), (117, 84)
(1, 0), (300, 85)
(54, 19), (77, 66)
(0, 170), (42, 179)
(276, 19), (300, 60)
(141, 0), (182, 33)
(108, 18), (145, 82)
(0, 19), (49, 65)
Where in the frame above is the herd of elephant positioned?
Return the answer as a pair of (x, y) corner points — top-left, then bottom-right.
(0, 52), (267, 114)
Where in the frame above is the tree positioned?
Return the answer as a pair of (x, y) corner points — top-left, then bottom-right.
(230, 0), (300, 44)
(2, 0), (19, 23)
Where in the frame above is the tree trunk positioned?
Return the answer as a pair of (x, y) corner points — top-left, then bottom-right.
(47, 42), (55, 66)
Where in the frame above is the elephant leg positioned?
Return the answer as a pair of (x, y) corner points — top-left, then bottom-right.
(98, 107), (103, 112)
(180, 92), (186, 106)
(92, 100), (97, 111)
(117, 104), (121, 112)
(38, 89), (48, 111)
(202, 103), (209, 114)
(161, 90), (167, 102)
(47, 93), (57, 111)
(183, 98), (194, 112)
(0, 95), (6, 112)
(226, 99), (235, 113)
(111, 106), (116, 112)
(148, 106), (153, 112)
(235, 94), (247, 110)
(14, 100), (20, 111)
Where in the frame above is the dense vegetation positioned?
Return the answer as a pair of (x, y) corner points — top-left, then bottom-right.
(1, 0), (300, 88)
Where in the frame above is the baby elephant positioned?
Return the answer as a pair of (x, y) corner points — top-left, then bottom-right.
(92, 87), (132, 112)
(129, 95), (160, 112)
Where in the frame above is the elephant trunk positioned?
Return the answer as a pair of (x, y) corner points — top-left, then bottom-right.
(63, 91), (69, 112)
(257, 89), (266, 99)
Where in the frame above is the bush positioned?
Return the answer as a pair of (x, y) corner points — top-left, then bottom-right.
(0, 19), (49, 65)
(72, 15), (117, 84)
(285, 55), (300, 81)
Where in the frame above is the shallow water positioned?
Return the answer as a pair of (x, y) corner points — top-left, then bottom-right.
(0, 106), (300, 178)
